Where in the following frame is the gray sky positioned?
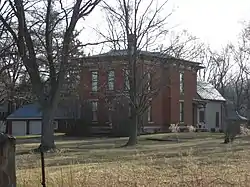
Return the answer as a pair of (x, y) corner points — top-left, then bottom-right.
(79, 0), (250, 54)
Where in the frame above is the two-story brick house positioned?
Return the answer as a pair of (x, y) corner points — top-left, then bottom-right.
(78, 50), (204, 134)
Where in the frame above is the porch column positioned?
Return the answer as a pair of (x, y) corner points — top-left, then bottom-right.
(203, 104), (206, 124)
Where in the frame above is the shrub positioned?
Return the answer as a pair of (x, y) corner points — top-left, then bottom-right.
(240, 124), (250, 135)
(169, 123), (180, 133)
(187, 125), (196, 132)
(210, 128), (215, 133)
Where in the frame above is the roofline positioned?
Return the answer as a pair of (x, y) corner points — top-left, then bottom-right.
(197, 92), (226, 102)
(203, 99), (226, 102)
(78, 52), (204, 69)
(6, 117), (70, 120)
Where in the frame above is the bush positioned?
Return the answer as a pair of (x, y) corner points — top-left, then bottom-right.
(111, 119), (130, 137)
(65, 119), (92, 136)
(169, 124), (180, 133)
(187, 125), (196, 132)
(210, 128), (215, 133)
(240, 124), (250, 135)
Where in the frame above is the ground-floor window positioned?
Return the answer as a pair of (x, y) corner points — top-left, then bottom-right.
(199, 110), (205, 122)
(215, 112), (220, 127)
(179, 101), (184, 122)
(91, 101), (98, 121)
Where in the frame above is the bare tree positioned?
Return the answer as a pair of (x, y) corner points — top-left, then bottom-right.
(198, 45), (235, 97)
(99, 0), (182, 146)
(0, 0), (101, 151)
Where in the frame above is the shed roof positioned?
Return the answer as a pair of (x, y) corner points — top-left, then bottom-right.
(7, 103), (70, 120)
(197, 81), (226, 102)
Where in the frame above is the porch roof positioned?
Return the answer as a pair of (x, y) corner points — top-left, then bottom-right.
(197, 81), (226, 102)
(193, 93), (207, 105)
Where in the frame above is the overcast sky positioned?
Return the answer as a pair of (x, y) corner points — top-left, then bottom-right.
(79, 0), (250, 54)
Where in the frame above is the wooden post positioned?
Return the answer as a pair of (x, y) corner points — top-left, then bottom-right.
(0, 133), (16, 187)
(41, 151), (46, 187)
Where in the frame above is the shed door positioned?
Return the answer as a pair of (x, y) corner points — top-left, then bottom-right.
(12, 121), (27, 136)
(29, 121), (42, 135)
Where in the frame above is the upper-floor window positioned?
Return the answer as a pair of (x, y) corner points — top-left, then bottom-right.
(91, 71), (98, 92)
(108, 70), (115, 90)
(147, 72), (152, 91)
(92, 101), (98, 121)
(179, 101), (184, 123)
(124, 69), (130, 90)
(148, 104), (152, 122)
(180, 71), (184, 94)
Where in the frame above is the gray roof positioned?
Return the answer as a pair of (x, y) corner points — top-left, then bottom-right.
(197, 81), (226, 101)
(89, 50), (202, 66)
(92, 50), (171, 58)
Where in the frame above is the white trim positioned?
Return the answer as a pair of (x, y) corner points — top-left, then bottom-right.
(53, 121), (58, 130)
(89, 68), (99, 71)
(87, 98), (99, 102)
(143, 126), (161, 129)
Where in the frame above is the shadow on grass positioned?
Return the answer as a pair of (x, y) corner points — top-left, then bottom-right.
(16, 136), (250, 171)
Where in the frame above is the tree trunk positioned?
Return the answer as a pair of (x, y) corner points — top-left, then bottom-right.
(36, 106), (57, 152)
(125, 116), (138, 146)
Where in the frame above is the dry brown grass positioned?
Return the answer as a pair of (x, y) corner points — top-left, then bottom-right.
(16, 133), (250, 186)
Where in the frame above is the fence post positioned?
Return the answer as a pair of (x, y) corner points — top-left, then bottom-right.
(0, 132), (16, 187)
(41, 150), (46, 187)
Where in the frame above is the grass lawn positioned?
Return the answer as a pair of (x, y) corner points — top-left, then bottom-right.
(16, 132), (250, 186)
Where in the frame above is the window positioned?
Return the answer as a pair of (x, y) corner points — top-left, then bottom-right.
(180, 72), (184, 94)
(147, 73), (152, 91)
(199, 110), (205, 122)
(91, 71), (98, 92)
(53, 121), (58, 130)
(92, 101), (98, 121)
(108, 70), (115, 90)
(180, 101), (184, 122)
(124, 69), (130, 90)
(148, 104), (152, 122)
(215, 112), (219, 127)
(128, 105), (131, 117)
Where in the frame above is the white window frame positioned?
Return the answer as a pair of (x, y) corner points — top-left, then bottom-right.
(91, 71), (98, 92)
(108, 70), (115, 90)
(53, 121), (58, 130)
(128, 105), (132, 117)
(180, 71), (184, 94)
(179, 101), (184, 123)
(92, 101), (98, 121)
(148, 105), (152, 122)
(147, 72), (151, 91)
(124, 69), (130, 90)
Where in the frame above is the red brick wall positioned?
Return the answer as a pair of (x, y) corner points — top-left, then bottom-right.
(79, 59), (198, 129)
(183, 69), (197, 125)
(169, 66), (180, 124)
(164, 66), (197, 126)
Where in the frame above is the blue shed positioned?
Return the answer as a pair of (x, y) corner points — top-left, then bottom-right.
(6, 103), (69, 136)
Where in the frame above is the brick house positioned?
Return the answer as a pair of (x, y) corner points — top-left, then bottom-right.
(78, 50), (204, 134)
